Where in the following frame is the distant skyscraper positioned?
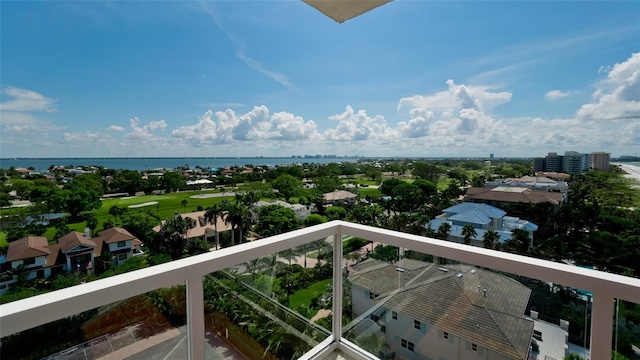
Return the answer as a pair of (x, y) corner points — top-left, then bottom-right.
(489, 153), (494, 159)
(591, 152), (610, 171)
(545, 152), (562, 172)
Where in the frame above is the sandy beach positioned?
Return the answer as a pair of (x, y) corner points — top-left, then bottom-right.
(614, 163), (640, 187)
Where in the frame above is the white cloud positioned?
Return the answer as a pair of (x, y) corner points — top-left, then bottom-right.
(107, 125), (125, 131)
(398, 80), (511, 114)
(323, 106), (395, 141)
(545, 90), (571, 100)
(577, 52), (640, 121)
(0, 86), (57, 112)
(60, 131), (110, 144)
(125, 116), (167, 142)
(171, 105), (318, 145)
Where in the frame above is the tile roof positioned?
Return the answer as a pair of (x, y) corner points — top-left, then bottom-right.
(152, 211), (232, 240)
(94, 227), (137, 244)
(465, 187), (564, 205)
(58, 231), (96, 253)
(45, 244), (65, 267)
(6, 236), (50, 262)
(349, 259), (533, 359)
(91, 227), (143, 257)
(324, 190), (357, 202)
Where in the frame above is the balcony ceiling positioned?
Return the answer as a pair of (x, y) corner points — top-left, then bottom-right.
(302, 0), (392, 23)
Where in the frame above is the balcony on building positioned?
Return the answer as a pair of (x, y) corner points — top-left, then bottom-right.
(1, 221), (638, 360)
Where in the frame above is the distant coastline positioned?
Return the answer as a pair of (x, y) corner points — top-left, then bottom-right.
(0, 157), (367, 172)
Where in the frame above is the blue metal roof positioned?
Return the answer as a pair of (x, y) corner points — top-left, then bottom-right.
(448, 210), (492, 225)
(442, 203), (506, 219)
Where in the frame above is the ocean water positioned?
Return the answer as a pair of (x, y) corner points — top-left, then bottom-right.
(0, 157), (364, 172)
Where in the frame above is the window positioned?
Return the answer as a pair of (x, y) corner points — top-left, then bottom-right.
(117, 241), (126, 248)
(371, 314), (379, 322)
(414, 320), (421, 329)
(381, 325), (386, 333)
(443, 331), (449, 339)
(118, 254), (127, 261)
(24, 258), (36, 265)
(368, 291), (378, 300)
(472, 343), (478, 352)
(401, 338), (415, 352)
(392, 311), (398, 320)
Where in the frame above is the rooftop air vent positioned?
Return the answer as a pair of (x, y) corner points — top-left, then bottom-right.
(438, 267), (448, 272)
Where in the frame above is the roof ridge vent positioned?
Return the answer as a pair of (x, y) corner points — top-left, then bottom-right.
(438, 267), (448, 272)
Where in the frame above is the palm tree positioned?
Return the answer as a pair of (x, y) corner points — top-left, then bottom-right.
(181, 199), (188, 212)
(389, 213), (411, 232)
(224, 202), (251, 245)
(482, 229), (501, 250)
(109, 205), (121, 224)
(461, 224), (477, 245)
(205, 203), (223, 249)
(436, 222), (452, 240)
(504, 229), (532, 254)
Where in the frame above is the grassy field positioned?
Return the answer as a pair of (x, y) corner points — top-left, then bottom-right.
(288, 279), (331, 310)
(357, 187), (382, 198)
(6, 190), (236, 242)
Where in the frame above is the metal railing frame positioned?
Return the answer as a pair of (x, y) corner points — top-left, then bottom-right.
(1, 221), (639, 360)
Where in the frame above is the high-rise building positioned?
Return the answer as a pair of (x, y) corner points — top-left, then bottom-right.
(535, 151), (593, 174)
(563, 151), (585, 174)
(545, 152), (562, 172)
(591, 152), (611, 171)
(533, 157), (545, 172)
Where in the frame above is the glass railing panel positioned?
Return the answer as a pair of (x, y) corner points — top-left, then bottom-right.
(340, 237), (611, 360)
(1, 284), (187, 360)
(611, 298), (639, 360)
(202, 237), (333, 359)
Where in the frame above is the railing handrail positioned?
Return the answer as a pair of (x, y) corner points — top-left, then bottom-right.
(1, 220), (639, 360)
(0, 221), (337, 336)
(336, 221), (640, 302)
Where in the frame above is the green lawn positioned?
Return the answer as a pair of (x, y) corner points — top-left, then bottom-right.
(5, 190), (235, 242)
(288, 279), (331, 310)
(0, 232), (7, 249)
(358, 188), (382, 198)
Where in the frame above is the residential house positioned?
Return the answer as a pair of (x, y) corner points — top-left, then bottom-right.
(251, 200), (310, 222)
(92, 227), (144, 266)
(324, 190), (357, 205)
(0, 228), (143, 295)
(426, 203), (538, 247)
(152, 211), (232, 245)
(349, 258), (536, 360)
(465, 186), (564, 208)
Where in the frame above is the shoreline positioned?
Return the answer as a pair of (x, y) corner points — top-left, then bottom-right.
(612, 163), (640, 185)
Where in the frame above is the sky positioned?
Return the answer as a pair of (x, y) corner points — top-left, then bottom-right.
(1, 1), (639, 158)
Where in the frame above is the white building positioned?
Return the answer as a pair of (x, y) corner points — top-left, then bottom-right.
(349, 258), (535, 360)
(0, 228), (144, 295)
(251, 200), (310, 222)
(426, 203), (538, 247)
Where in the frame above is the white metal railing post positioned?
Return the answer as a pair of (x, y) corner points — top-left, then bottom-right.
(590, 292), (614, 360)
(333, 230), (343, 343)
(186, 276), (205, 360)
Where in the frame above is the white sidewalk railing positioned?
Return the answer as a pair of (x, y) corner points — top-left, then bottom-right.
(1, 221), (639, 360)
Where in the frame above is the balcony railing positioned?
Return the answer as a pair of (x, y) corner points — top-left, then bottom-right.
(1, 221), (639, 360)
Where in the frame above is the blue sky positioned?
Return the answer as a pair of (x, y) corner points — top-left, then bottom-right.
(1, 1), (639, 158)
